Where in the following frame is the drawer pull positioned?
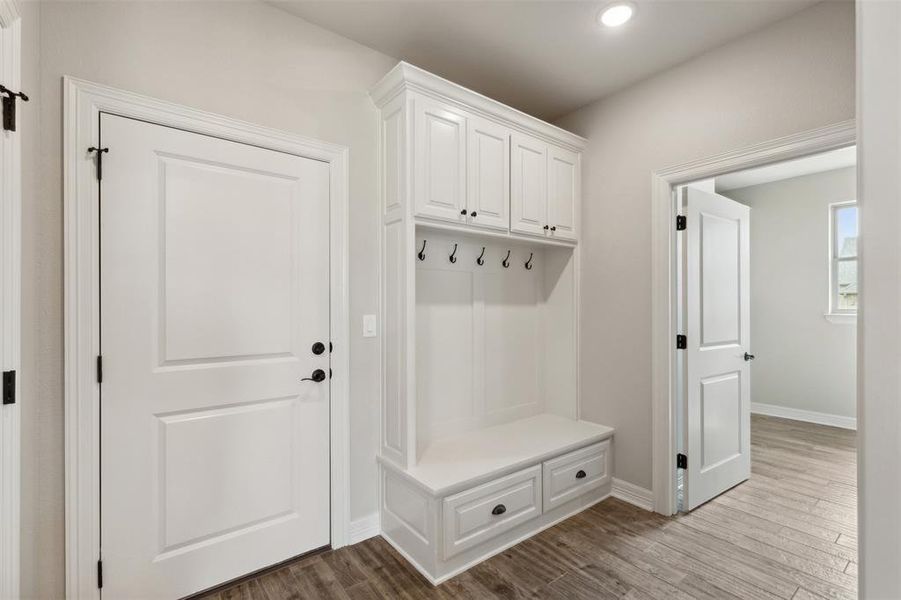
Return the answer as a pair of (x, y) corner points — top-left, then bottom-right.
(491, 504), (507, 516)
(575, 470), (587, 479)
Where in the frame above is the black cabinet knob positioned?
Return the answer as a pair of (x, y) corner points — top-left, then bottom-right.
(311, 342), (326, 355)
(576, 470), (587, 479)
(550, 226), (557, 232)
(491, 504), (506, 516)
(471, 211), (477, 218)
(460, 209), (468, 215)
(543, 224), (549, 230)
(744, 352), (756, 361)
(302, 369), (327, 383)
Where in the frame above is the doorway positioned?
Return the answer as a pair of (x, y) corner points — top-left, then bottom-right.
(63, 79), (351, 600)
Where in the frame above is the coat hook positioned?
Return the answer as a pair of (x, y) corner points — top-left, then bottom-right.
(449, 243), (458, 264)
(417, 239), (427, 261)
(476, 247), (486, 266)
(502, 250), (511, 268)
(525, 252), (534, 270)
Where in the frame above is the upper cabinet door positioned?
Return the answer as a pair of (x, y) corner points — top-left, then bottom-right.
(547, 145), (579, 242)
(466, 117), (510, 232)
(510, 133), (548, 237)
(414, 97), (467, 223)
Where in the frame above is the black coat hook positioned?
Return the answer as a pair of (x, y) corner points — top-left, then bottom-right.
(525, 252), (534, 270)
(502, 250), (511, 268)
(417, 239), (427, 261)
(476, 247), (486, 266)
(449, 243), (458, 264)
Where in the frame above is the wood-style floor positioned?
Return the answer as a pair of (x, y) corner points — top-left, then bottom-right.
(200, 415), (857, 600)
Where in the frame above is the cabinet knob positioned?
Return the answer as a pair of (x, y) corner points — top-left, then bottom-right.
(543, 225), (549, 231)
(460, 209), (468, 215)
(550, 226), (557, 232)
(471, 211), (477, 218)
(491, 504), (507, 516)
(576, 470), (587, 479)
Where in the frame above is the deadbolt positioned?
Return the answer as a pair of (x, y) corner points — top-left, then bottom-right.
(312, 342), (326, 355)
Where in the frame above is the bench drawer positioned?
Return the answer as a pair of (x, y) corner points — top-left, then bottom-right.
(542, 441), (610, 511)
(442, 466), (541, 559)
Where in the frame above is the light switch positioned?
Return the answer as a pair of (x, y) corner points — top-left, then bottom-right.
(362, 314), (377, 338)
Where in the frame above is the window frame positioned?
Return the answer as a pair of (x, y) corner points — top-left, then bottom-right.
(828, 200), (858, 318)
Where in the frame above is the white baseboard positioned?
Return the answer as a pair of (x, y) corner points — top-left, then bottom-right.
(751, 402), (857, 430)
(611, 478), (654, 512)
(348, 512), (380, 545)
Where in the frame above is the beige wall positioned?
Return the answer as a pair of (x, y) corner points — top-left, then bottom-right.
(19, 3), (395, 598)
(725, 167), (857, 420)
(554, 0), (855, 491)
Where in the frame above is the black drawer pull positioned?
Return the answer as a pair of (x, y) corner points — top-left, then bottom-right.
(491, 504), (507, 516)
(575, 470), (587, 479)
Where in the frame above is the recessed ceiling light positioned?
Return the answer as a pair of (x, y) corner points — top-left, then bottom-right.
(599, 2), (635, 27)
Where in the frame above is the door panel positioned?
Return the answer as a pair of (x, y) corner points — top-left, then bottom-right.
(100, 114), (330, 599)
(467, 117), (509, 231)
(684, 187), (751, 511)
(414, 97), (467, 223)
(547, 145), (578, 241)
(510, 133), (548, 237)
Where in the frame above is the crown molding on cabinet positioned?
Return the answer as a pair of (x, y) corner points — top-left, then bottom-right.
(371, 61), (587, 152)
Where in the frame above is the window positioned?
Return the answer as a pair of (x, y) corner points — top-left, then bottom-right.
(829, 201), (858, 315)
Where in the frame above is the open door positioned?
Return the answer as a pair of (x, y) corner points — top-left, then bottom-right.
(682, 186), (751, 511)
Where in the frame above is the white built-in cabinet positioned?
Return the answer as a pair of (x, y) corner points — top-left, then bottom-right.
(371, 62), (612, 586)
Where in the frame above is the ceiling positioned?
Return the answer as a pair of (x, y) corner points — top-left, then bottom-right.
(273, 0), (820, 121)
(716, 146), (857, 192)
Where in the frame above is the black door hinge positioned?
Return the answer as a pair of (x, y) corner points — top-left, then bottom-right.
(87, 146), (109, 181)
(0, 85), (28, 132)
(676, 215), (687, 231)
(97, 559), (103, 589)
(2, 370), (15, 405)
(96, 355), (103, 384)
(676, 334), (687, 350)
(677, 453), (687, 469)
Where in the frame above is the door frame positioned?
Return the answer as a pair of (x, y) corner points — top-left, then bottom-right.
(650, 119), (856, 516)
(63, 78), (351, 599)
(0, 2), (21, 599)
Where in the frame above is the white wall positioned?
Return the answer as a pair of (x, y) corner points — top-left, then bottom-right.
(554, 0), (855, 491)
(19, 3), (395, 598)
(724, 167), (857, 422)
(858, 0), (901, 596)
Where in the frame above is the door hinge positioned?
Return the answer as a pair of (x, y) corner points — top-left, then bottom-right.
(96, 355), (103, 384)
(676, 215), (687, 231)
(676, 334), (687, 350)
(97, 559), (103, 589)
(677, 453), (687, 469)
(87, 146), (109, 181)
(2, 370), (15, 405)
(0, 84), (28, 132)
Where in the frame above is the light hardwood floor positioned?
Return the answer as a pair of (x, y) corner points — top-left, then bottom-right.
(199, 415), (857, 600)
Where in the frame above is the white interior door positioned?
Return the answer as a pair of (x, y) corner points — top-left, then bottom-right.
(683, 186), (751, 511)
(99, 114), (331, 599)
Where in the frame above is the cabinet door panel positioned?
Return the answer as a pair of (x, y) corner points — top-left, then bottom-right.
(414, 98), (467, 223)
(467, 118), (510, 232)
(510, 133), (548, 237)
(547, 146), (579, 242)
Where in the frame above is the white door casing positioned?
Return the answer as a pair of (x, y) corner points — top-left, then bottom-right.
(510, 133), (548, 237)
(414, 97), (467, 224)
(466, 116), (509, 231)
(683, 187), (751, 511)
(547, 146), (578, 242)
(99, 113), (331, 598)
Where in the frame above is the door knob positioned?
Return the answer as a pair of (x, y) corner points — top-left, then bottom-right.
(744, 352), (755, 361)
(311, 342), (326, 355)
(302, 369), (327, 383)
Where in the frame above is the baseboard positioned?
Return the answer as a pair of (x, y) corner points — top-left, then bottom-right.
(611, 478), (654, 512)
(348, 512), (380, 545)
(751, 402), (856, 430)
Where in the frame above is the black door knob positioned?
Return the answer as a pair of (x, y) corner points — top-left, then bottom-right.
(744, 352), (756, 361)
(312, 342), (326, 355)
(302, 369), (327, 383)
